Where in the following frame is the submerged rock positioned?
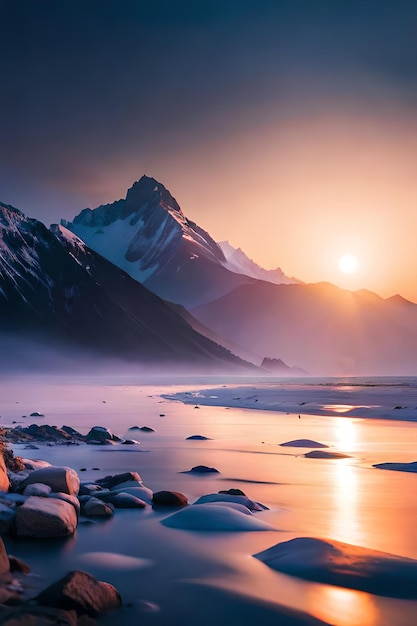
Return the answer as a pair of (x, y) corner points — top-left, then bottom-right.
(194, 493), (269, 511)
(280, 439), (329, 448)
(304, 451), (351, 459)
(373, 461), (417, 473)
(254, 536), (417, 599)
(161, 504), (274, 531)
(186, 435), (211, 440)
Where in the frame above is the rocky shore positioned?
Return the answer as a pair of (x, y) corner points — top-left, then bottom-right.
(0, 423), (271, 623)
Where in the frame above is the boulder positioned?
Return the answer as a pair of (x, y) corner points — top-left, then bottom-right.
(96, 472), (142, 490)
(109, 485), (153, 504)
(86, 426), (113, 443)
(152, 491), (188, 507)
(0, 606), (79, 625)
(36, 570), (122, 616)
(82, 498), (114, 517)
(49, 492), (81, 516)
(0, 452), (10, 492)
(0, 537), (10, 575)
(20, 466), (80, 495)
(23, 482), (52, 497)
(14, 496), (77, 538)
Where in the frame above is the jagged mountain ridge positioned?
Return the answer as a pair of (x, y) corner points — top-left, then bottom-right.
(63, 176), (297, 308)
(0, 202), (255, 371)
(219, 241), (301, 285)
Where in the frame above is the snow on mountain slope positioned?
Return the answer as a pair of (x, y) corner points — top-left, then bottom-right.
(62, 176), (263, 307)
(219, 240), (300, 285)
(0, 202), (256, 372)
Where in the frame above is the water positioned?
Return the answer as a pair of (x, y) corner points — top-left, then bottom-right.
(1, 374), (416, 625)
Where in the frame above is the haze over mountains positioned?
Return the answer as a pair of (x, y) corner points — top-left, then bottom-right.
(0, 202), (254, 373)
(1, 175), (416, 375)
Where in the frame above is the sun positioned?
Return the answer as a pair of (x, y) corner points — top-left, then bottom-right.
(338, 253), (359, 275)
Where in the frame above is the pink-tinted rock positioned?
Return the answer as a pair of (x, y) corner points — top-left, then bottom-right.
(14, 496), (77, 538)
(20, 466), (80, 495)
(36, 570), (122, 616)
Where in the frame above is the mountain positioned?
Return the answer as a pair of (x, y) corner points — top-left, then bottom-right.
(218, 241), (300, 285)
(191, 281), (417, 376)
(0, 202), (255, 373)
(63, 176), (281, 308)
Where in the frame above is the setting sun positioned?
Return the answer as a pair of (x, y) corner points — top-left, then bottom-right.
(338, 254), (359, 275)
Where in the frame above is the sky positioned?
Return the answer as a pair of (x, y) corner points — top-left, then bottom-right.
(1, 0), (416, 302)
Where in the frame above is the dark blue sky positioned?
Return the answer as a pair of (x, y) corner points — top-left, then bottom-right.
(1, 1), (416, 299)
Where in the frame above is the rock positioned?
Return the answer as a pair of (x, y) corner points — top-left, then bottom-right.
(110, 485), (153, 504)
(121, 439), (140, 445)
(0, 537), (10, 574)
(219, 488), (246, 496)
(280, 439), (329, 448)
(161, 504), (275, 531)
(23, 482), (52, 497)
(186, 435), (211, 440)
(8, 555), (30, 573)
(139, 426), (155, 432)
(20, 466), (80, 495)
(79, 483), (110, 497)
(304, 451), (351, 459)
(82, 497), (114, 517)
(0, 606), (80, 625)
(23, 459), (52, 470)
(49, 492), (81, 516)
(30, 411), (45, 417)
(0, 451), (10, 492)
(193, 493), (269, 511)
(188, 465), (219, 474)
(14, 496), (77, 538)
(373, 461), (417, 473)
(102, 493), (146, 508)
(96, 472), (142, 490)
(86, 426), (113, 443)
(152, 491), (188, 507)
(36, 570), (122, 616)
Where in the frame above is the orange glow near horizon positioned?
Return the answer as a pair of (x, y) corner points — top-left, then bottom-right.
(126, 106), (416, 304)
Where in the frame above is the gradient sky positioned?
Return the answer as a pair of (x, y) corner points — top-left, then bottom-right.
(1, 0), (416, 302)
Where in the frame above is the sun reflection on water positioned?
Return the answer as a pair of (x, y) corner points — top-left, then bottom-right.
(310, 584), (379, 626)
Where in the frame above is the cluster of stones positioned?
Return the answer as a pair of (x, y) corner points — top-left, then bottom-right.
(0, 424), (271, 619)
(2, 424), (145, 447)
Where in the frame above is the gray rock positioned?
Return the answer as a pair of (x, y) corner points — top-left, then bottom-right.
(23, 482), (52, 497)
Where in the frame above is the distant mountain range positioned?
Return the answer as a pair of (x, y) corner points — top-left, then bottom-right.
(1, 175), (416, 375)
